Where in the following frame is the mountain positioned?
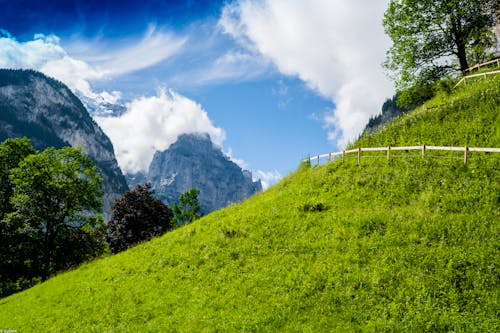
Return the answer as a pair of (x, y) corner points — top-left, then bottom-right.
(363, 94), (409, 134)
(128, 133), (262, 213)
(77, 93), (127, 118)
(0, 69), (129, 216)
(0, 74), (498, 331)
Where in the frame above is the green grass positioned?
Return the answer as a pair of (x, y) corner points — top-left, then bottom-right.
(0, 76), (499, 332)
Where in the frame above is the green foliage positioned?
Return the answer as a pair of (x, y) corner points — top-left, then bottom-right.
(0, 77), (498, 331)
(173, 187), (201, 226)
(384, 0), (496, 91)
(396, 79), (436, 109)
(0, 137), (36, 220)
(0, 142), (106, 296)
(106, 183), (174, 253)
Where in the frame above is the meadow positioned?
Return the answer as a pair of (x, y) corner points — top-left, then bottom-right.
(0, 74), (498, 332)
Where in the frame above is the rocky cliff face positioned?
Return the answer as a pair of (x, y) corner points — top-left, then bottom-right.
(0, 69), (129, 216)
(128, 133), (262, 214)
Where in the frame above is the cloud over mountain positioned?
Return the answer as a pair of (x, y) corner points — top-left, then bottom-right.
(95, 89), (226, 174)
(0, 30), (225, 175)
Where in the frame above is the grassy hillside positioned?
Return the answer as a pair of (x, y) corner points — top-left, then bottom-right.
(0, 75), (499, 332)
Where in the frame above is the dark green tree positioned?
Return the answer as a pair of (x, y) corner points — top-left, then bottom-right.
(5, 146), (105, 282)
(384, 0), (497, 93)
(0, 138), (37, 296)
(173, 188), (201, 226)
(106, 183), (174, 253)
(0, 138), (36, 220)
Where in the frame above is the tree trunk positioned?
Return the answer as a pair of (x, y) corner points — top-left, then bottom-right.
(457, 39), (469, 72)
(42, 220), (54, 281)
(451, 12), (470, 72)
(42, 229), (51, 281)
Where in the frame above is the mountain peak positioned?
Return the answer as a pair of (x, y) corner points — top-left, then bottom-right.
(129, 132), (262, 214)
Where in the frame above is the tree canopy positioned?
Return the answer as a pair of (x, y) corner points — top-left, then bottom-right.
(0, 139), (106, 296)
(106, 183), (174, 253)
(383, 0), (497, 91)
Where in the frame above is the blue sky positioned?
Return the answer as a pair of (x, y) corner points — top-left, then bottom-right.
(0, 0), (394, 188)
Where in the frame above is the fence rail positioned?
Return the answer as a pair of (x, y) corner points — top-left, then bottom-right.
(306, 145), (500, 166)
(464, 58), (500, 73)
(453, 69), (500, 88)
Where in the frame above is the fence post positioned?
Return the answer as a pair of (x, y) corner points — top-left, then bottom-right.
(342, 150), (345, 163)
(317, 154), (320, 165)
(422, 145), (426, 159)
(357, 147), (361, 166)
(387, 146), (390, 161)
(464, 146), (468, 165)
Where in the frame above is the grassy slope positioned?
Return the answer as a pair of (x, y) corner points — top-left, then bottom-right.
(0, 76), (499, 332)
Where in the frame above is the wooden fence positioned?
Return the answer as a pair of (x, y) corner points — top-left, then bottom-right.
(306, 145), (500, 166)
(453, 69), (500, 88)
(464, 58), (500, 73)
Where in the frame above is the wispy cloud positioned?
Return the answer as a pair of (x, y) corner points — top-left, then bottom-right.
(68, 25), (187, 77)
(168, 32), (273, 87)
(95, 89), (225, 174)
(192, 50), (271, 85)
(0, 27), (185, 102)
(219, 0), (393, 146)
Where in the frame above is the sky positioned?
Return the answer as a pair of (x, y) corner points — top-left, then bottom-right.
(0, 0), (394, 189)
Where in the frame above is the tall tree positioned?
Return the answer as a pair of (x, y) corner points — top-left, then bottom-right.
(0, 138), (37, 296)
(5, 146), (105, 281)
(384, 0), (496, 91)
(173, 188), (201, 226)
(106, 183), (174, 253)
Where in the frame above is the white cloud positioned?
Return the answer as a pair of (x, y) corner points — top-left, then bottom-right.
(0, 33), (114, 103)
(219, 0), (393, 146)
(0, 28), (185, 102)
(0, 34), (64, 69)
(94, 89), (225, 174)
(255, 169), (282, 190)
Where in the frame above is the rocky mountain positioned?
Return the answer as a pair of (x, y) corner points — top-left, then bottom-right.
(127, 133), (262, 214)
(0, 69), (129, 216)
(77, 93), (127, 118)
